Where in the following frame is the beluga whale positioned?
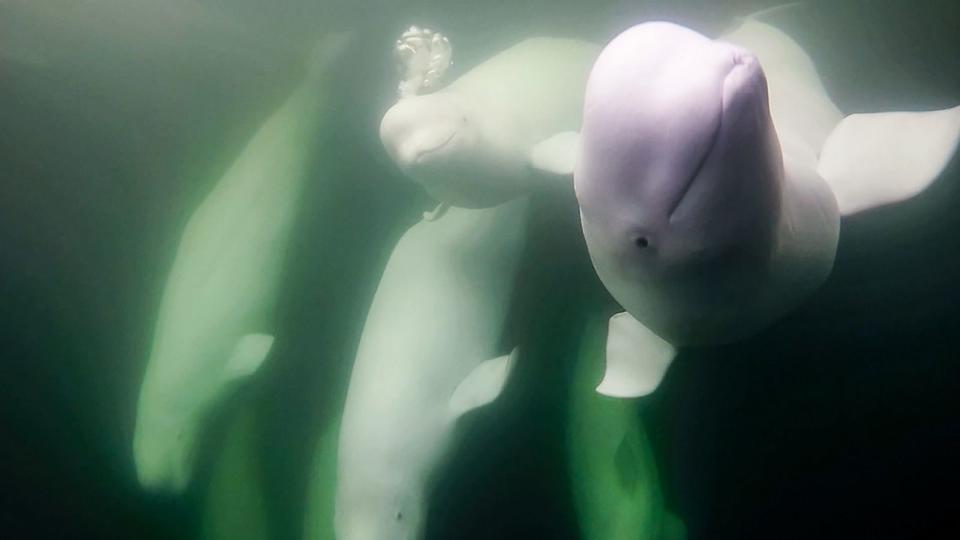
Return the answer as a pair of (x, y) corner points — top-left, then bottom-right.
(333, 200), (526, 540)
(133, 33), (350, 492)
(333, 27), (534, 540)
(531, 15), (960, 398)
(379, 26), (600, 209)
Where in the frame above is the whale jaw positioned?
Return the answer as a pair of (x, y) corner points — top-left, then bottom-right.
(380, 92), (534, 208)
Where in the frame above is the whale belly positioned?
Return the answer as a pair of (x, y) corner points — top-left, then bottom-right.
(335, 199), (527, 539)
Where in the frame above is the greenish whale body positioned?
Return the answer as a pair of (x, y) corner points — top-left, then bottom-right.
(303, 418), (341, 540)
(201, 403), (269, 540)
(133, 34), (348, 493)
(568, 315), (685, 540)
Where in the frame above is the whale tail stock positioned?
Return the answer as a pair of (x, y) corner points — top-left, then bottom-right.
(817, 105), (960, 215)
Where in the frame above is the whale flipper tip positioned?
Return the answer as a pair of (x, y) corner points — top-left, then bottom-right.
(596, 313), (675, 399)
(530, 131), (580, 178)
(226, 333), (274, 381)
(449, 348), (518, 418)
(818, 105), (960, 215)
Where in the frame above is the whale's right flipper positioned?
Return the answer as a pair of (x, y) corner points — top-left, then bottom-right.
(226, 333), (274, 382)
(597, 313), (675, 398)
(448, 348), (518, 418)
(818, 105), (960, 215)
(530, 131), (580, 177)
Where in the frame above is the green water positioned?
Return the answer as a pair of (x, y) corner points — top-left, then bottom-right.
(2, 1), (959, 539)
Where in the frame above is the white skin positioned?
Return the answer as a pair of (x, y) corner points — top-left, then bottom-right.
(575, 19), (959, 358)
(380, 91), (528, 207)
(380, 37), (599, 208)
(334, 200), (527, 540)
(576, 21), (834, 346)
(339, 35), (592, 539)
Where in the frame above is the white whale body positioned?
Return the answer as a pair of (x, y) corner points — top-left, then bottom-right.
(533, 16), (960, 398)
(334, 200), (526, 540)
(380, 37), (599, 208)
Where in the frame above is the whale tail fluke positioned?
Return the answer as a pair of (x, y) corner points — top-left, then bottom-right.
(817, 105), (960, 215)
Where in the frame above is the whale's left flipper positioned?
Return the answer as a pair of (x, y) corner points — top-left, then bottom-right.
(448, 348), (518, 418)
(818, 105), (960, 215)
(597, 313), (676, 398)
(530, 131), (580, 177)
(226, 333), (274, 381)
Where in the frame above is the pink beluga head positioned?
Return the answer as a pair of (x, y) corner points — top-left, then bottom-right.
(575, 22), (784, 344)
(530, 16), (960, 398)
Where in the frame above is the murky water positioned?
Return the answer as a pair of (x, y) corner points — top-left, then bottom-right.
(2, 1), (959, 539)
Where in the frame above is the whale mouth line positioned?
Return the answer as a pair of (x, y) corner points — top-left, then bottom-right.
(667, 108), (722, 222)
(414, 131), (457, 164)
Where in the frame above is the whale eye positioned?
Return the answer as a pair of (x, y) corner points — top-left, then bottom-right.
(635, 236), (649, 249)
(395, 511), (403, 522)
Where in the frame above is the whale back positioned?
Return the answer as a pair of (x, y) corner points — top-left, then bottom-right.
(448, 37), (600, 143)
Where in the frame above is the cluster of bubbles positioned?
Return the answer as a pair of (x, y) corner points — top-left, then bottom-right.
(394, 25), (452, 98)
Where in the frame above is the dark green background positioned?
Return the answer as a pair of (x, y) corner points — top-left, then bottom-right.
(2, 1), (958, 539)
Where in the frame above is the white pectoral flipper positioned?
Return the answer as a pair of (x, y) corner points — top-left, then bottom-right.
(818, 105), (960, 215)
(448, 348), (518, 419)
(226, 333), (274, 382)
(530, 131), (580, 177)
(597, 313), (676, 398)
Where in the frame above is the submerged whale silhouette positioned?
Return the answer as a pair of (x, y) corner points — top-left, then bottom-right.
(133, 34), (350, 492)
(532, 17), (960, 397)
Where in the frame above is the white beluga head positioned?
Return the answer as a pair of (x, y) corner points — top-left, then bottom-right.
(534, 14), (960, 399)
(380, 90), (529, 207)
(380, 27), (600, 209)
(576, 22), (783, 344)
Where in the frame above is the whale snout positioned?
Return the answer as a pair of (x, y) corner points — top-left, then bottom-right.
(380, 95), (467, 170)
(378, 92), (524, 207)
(392, 126), (459, 168)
